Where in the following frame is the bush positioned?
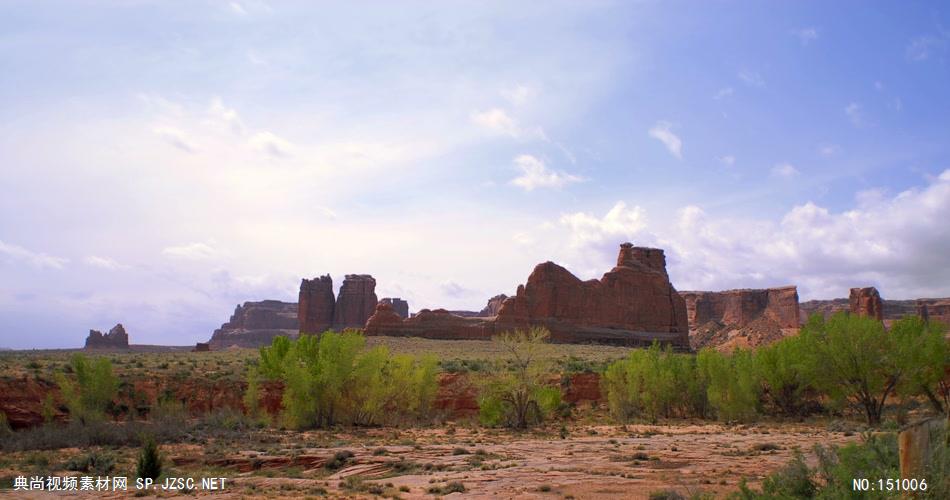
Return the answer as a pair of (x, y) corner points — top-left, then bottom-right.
(755, 333), (818, 416)
(64, 451), (116, 475)
(603, 343), (706, 422)
(56, 354), (118, 425)
(697, 348), (760, 422)
(477, 327), (562, 429)
(136, 438), (162, 480)
(253, 331), (438, 429)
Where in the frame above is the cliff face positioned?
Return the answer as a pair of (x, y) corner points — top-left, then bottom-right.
(298, 275), (335, 334)
(209, 301), (298, 349)
(366, 243), (691, 348)
(85, 324), (129, 349)
(917, 299), (950, 326)
(379, 297), (409, 319)
(332, 275), (378, 329)
(850, 287), (884, 321)
(680, 287), (800, 351)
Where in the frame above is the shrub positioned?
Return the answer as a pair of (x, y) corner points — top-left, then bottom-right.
(56, 354), (118, 425)
(136, 438), (162, 480)
(755, 333), (818, 416)
(64, 451), (116, 475)
(602, 343), (706, 422)
(697, 348), (760, 422)
(477, 327), (562, 429)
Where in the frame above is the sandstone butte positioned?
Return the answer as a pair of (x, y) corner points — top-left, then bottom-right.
(379, 297), (409, 319)
(849, 286), (884, 321)
(208, 300), (299, 349)
(84, 323), (130, 349)
(679, 287), (800, 351)
(365, 243), (691, 348)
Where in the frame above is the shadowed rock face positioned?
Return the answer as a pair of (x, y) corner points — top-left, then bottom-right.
(366, 243), (691, 348)
(917, 299), (950, 326)
(479, 294), (508, 316)
(298, 275), (334, 334)
(85, 323), (129, 349)
(333, 274), (378, 329)
(209, 300), (298, 348)
(850, 287), (884, 320)
(380, 297), (409, 319)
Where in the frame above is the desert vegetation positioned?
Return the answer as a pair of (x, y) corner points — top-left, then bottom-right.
(603, 313), (948, 426)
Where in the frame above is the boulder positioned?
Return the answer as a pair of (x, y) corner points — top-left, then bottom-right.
(298, 275), (335, 334)
(84, 323), (129, 349)
(380, 297), (409, 319)
(850, 287), (884, 321)
(333, 274), (378, 329)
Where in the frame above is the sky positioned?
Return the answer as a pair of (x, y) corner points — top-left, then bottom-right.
(2, 1), (950, 349)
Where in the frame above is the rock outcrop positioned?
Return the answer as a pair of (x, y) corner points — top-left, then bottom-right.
(850, 287), (884, 321)
(84, 324), (130, 349)
(209, 301), (298, 349)
(193, 342), (210, 352)
(298, 275), (335, 334)
(680, 287), (799, 351)
(918, 299), (950, 327)
(479, 294), (508, 317)
(333, 274), (378, 329)
(366, 243), (691, 348)
(380, 297), (409, 319)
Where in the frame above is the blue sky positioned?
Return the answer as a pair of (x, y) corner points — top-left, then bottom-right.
(2, 1), (950, 348)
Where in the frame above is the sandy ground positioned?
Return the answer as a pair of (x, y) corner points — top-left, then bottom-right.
(3, 421), (859, 499)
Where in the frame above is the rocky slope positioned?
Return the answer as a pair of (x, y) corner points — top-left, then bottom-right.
(680, 287), (799, 351)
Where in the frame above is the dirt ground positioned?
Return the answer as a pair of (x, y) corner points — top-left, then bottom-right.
(3, 420), (859, 499)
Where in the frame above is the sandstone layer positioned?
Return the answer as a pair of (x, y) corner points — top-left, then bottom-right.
(333, 274), (378, 329)
(367, 243), (690, 348)
(209, 300), (298, 349)
(84, 323), (130, 349)
(298, 275), (335, 334)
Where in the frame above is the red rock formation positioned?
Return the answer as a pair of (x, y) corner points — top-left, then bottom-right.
(479, 294), (508, 317)
(299, 275), (335, 334)
(850, 287), (884, 321)
(680, 287), (799, 351)
(380, 297), (409, 319)
(0, 377), (64, 429)
(84, 323), (129, 349)
(332, 274), (378, 330)
(193, 342), (210, 352)
(366, 243), (690, 348)
(209, 300), (298, 348)
(563, 372), (602, 404)
(918, 299), (950, 328)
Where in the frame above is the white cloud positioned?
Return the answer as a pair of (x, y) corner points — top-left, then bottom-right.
(719, 155), (735, 166)
(0, 240), (69, 270)
(845, 102), (866, 127)
(793, 27), (819, 45)
(229, 2), (248, 16)
(559, 201), (647, 249)
(648, 121), (682, 159)
(738, 70), (765, 87)
(509, 154), (582, 191)
(84, 256), (129, 271)
(906, 35), (948, 61)
(153, 126), (196, 153)
(771, 162), (800, 178)
(470, 108), (519, 137)
(208, 97), (244, 133)
(818, 144), (840, 157)
(162, 242), (217, 260)
(501, 85), (534, 106)
(551, 170), (950, 298)
(714, 87), (734, 100)
(249, 131), (293, 158)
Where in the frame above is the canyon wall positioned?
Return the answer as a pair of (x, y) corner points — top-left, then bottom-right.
(680, 287), (799, 351)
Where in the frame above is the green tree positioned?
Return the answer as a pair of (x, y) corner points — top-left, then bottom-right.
(892, 316), (949, 415)
(55, 354), (118, 424)
(478, 327), (562, 429)
(805, 312), (911, 425)
(254, 331), (438, 429)
(697, 347), (760, 422)
(136, 437), (162, 480)
(755, 332), (818, 416)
